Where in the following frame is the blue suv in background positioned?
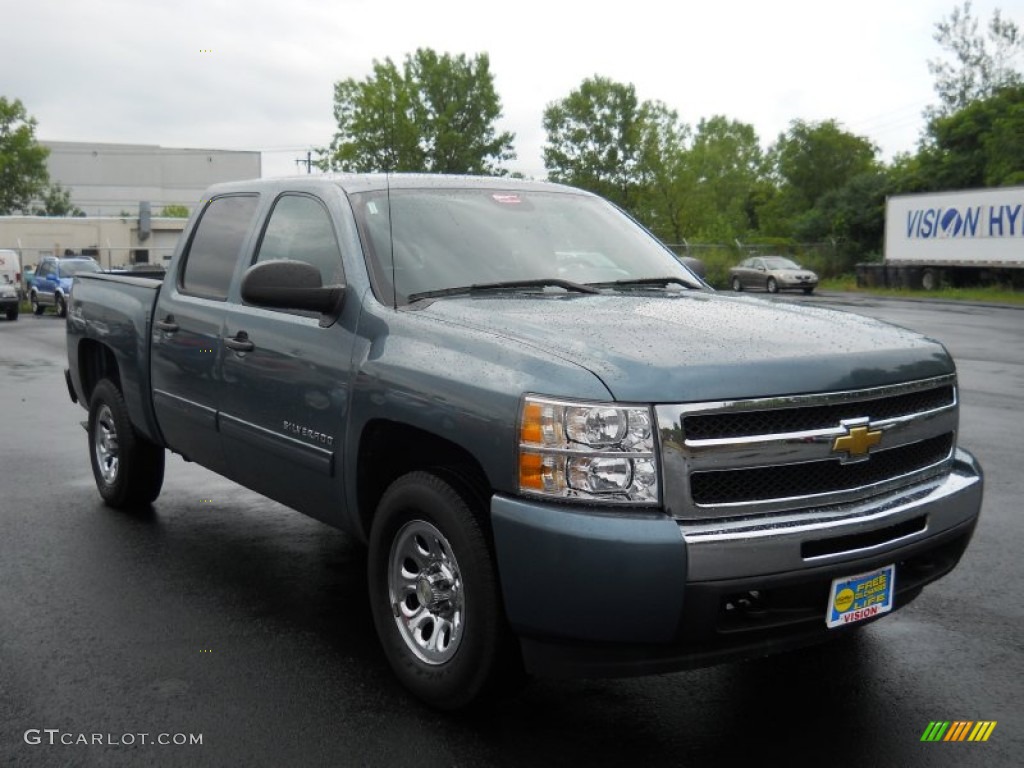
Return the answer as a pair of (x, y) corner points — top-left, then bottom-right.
(29, 256), (101, 317)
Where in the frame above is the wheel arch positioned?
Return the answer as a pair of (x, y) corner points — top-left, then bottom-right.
(355, 420), (493, 542)
(76, 339), (163, 445)
(77, 339), (121, 405)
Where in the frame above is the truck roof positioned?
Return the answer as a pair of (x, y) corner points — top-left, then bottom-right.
(202, 173), (588, 198)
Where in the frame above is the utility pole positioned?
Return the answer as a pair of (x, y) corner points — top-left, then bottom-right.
(294, 151), (313, 174)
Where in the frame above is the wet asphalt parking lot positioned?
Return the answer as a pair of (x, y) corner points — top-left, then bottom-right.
(0, 292), (1021, 767)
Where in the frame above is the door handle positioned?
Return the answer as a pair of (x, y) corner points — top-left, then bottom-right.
(154, 316), (179, 332)
(224, 332), (255, 353)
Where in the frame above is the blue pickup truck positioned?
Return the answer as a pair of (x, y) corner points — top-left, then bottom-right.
(65, 175), (983, 709)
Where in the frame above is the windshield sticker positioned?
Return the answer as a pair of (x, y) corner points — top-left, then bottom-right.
(367, 201), (379, 215)
(492, 194), (522, 205)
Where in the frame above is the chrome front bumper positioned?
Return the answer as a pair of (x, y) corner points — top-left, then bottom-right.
(490, 448), (982, 677)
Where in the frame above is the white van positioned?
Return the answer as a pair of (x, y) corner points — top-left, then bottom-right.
(0, 249), (22, 321)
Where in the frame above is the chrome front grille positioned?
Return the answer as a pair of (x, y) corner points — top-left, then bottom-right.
(690, 433), (954, 505)
(655, 375), (958, 520)
(681, 386), (955, 440)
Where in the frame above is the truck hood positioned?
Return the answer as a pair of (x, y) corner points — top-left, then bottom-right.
(418, 292), (954, 402)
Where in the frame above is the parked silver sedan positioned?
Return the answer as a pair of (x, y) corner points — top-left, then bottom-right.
(729, 256), (818, 294)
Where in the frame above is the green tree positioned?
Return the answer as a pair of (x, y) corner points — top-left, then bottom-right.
(928, 1), (1023, 118)
(760, 119), (878, 235)
(982, 90), (1024, 184)
(683, 116), (764, 239)
(916, 84), (1024, 189)
(774, 119), (879, 209)
(161, 204), (190, 217)
(543, 79), (770, 245)
(633, 101), (691, 242)
(543, 77), (647, 210)
(803, 170), (893, 260)
(0, 97), (50, 214)
(322, 49), (515, 174)
(32, 182), (84, 216)
(635, 114), (765, 243)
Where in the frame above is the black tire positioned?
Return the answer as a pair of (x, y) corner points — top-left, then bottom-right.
(368, 471), (518, 710)
(731, 276), (743, 292)
(802, 287), (814, 295)
(55, 293), (67, 318)
(6, 307), (16, 321)
(30, 291), (44, 315)
(767, 277), (779, 294)
(921, 268), (938, 291)
(88, 378), (165, 508)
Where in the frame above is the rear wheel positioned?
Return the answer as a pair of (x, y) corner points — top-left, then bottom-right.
(921, 268), (938, 291)
(731, 276), (743, 292)
(767, 277), (779, 294)
(368, 471), (518, 710)
(88, 379), (165, 508)
(55, 294), (67, 318)
(30, 291), (44, 315)
(5, 307), (16, 321)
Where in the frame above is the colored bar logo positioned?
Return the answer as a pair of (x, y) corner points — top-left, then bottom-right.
(920, 721), (997, 742)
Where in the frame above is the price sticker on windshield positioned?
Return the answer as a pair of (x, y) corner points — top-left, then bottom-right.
(826, 564), (895, 628)
(491, 194), (522, 204)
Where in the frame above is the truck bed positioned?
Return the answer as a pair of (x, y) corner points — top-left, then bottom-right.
(67, 272), (164, 445)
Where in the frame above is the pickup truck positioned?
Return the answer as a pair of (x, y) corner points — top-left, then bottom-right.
(65, 175), (983, 709)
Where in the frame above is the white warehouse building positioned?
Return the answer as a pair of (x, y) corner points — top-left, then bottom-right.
(0, 141), (261, 271)
(42, 140), (261, 217)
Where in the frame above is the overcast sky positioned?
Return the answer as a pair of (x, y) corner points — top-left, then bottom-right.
(3, 0), (1022, 179)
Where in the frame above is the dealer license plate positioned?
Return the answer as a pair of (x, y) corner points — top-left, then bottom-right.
(826, 564), (896, 628)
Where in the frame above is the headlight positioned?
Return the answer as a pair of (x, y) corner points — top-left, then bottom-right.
(518, 395), (658, 504)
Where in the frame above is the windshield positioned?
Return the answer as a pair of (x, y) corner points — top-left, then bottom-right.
(350, 188), (701, 305)
(60, 260), (101, 276)
(763, 257), (801, 270)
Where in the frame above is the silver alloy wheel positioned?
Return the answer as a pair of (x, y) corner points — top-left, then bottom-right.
(94, 404), (120, 485)
(388, 519), (465, 665)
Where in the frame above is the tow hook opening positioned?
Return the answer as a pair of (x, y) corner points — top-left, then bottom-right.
(723, 590), (768, 619)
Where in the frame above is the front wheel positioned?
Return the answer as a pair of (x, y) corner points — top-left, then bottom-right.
(731, 276), (743, 292)
(802, 287), (814, 295)
(368, 471), (517, 710)
(55, 294), (67, 318)
(30, 292), (44, 315)
(767, 277), (779, 294)
(88, 379), (165, 508)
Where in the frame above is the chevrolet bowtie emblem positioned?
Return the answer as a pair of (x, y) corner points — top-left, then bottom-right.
(832, 424), (882, 461)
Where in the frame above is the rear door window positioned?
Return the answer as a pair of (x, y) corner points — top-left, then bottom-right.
(180, 195), (260, 299)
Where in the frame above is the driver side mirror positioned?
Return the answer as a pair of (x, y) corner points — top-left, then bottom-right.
(241, 260), (345, 319)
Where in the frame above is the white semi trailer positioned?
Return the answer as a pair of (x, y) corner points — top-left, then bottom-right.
(883, 186), (1024, 289)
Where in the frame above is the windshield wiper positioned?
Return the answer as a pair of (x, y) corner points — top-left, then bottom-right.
(407, 279), (599, 303)
(588, 277), (701, 290)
